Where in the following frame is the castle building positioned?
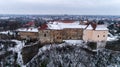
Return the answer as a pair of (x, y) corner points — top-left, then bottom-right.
(83, 23), (108, 42)
(39, 30), (53, 43)
(17, 20), (109, 45)
(39, 21), (87, 44)
(17, 27), (38, 39)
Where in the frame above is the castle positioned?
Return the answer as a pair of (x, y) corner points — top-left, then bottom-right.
(39, 21), (85, 43)
(17, 20), (108, 45)
(39, 20), (108, 44)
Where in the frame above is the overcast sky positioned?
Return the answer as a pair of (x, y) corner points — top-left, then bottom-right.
(0, 0), (120, 15)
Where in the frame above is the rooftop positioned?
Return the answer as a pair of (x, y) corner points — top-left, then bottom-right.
(17, 27), (38, 32)
(86, 24), (108, 30)
(47, 21), (87, 30)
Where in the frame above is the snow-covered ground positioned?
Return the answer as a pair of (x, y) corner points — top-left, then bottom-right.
(0, 31), (13, 35)
(107, 33), (118, 41)
(26, 41), (88, 66)
(9, 40), (26, 67)
(107, 37), (118, 41)
(63, 40), (83, 45)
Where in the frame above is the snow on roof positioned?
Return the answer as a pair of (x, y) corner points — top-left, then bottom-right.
(86, 25), (93, 30)
(47, 22), (87, 30)
(17, 27), (38, 32)
(59, 23), (87, 29)
(95, 25), (108, 30)
(47, 24), (61, 30)
(86, 24), (108, 30)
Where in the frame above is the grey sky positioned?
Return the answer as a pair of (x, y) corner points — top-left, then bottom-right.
(0, 0), (120, 15)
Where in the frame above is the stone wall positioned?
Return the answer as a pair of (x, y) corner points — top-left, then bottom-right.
(39, 30), (53, 44)
(52, 30), (63, 43)
(62, 28), (83, 40)
(39, 28), (83, 44)
(19, 32), (38, 39)
(83, 30), (108, 42)
(77, 29), (83, 39)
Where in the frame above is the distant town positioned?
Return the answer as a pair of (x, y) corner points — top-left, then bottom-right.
(0, 15), (120, 41)
(0, 15), (120, 48)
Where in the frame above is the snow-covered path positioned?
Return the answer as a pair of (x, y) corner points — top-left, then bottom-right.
(10, 40), (26, 67)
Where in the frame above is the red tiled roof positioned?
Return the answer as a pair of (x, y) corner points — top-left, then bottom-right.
(25, 22), (35, 26)
(54, 20), (76, 23)
(39, 24), (48, 30)
(48, 20), (75, 23)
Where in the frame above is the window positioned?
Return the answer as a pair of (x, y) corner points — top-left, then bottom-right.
(98, 35), (99, 38)
(44, 34), (46, 37)
(57, 37), (59, 39)
(103, 35), (105, 37)
(57, 37), (61, 39)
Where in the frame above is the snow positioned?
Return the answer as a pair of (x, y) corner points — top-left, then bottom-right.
(0, 17), (10, 19)
(0, 31), (8, 34)
(47, 24), (61, 30)
(0, 43), (3, 47)
(48, 21), (108, 30)
(95, 25), (108, 30)
(86, 25), (108, 30)
(11, 40), (24, 52)
(17, 27), (38, 32)
(47, 22), (87, 30)
(0, 31), (13, 35)
(63, 40), (83, 45)
(107, 33), (118, 41)
(59, 23), (87, 29)
(107, 37), (118, 41)
(9, 40), (26, 67)
(86, 25), (93, 30)
(26, 41), (86, 66)
(26, 45), (53, 66)
(83, 21), (88, 23)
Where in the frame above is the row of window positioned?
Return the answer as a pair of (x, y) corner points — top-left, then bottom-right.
(44, 33), (62, 39)
(43, 33), (105, 39)
(97, 35), (105, 38)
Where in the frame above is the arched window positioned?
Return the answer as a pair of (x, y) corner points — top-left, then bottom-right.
(103, 35), (105, 37)
(44, 34), (46, 37)
(98, 35), (99, 38)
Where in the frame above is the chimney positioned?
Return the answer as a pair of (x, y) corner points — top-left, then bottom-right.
(31, 28), (32, 30)
(91, 22), (97, 30)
